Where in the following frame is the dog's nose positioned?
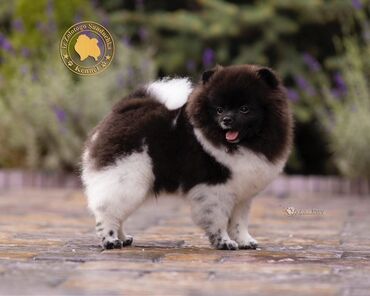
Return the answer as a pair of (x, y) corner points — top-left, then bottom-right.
(222, 116), (233, 127)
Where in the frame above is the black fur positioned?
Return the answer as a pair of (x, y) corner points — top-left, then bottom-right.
(187, 65), (293, 161)
(87, 64), (293, 194)
(89, 97), (230, 194)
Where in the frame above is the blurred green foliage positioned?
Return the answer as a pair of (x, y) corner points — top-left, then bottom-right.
(317, 27), (370, 177)
(107, 0), (367, 120)
(0, 0), (155, 171)
(0, 43), (154, 170)
(0, 0), (369, 177)
(1, 0), (93, 76)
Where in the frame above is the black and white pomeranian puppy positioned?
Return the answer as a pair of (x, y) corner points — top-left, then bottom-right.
(82, 64), (293, 250)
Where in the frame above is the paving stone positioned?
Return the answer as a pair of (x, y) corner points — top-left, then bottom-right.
(0, 188), (369, 295)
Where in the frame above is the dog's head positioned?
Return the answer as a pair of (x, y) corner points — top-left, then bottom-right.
(187, 64), (292, 158)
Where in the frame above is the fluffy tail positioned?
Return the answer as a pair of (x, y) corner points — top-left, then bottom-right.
(146, 77), (193, 110)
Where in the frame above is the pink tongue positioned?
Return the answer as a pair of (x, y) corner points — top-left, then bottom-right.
(225, 131), (239, 141)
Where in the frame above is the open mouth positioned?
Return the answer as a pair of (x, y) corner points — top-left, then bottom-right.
(225, 130), (240, 143)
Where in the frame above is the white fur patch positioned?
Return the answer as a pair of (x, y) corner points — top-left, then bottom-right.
(81, 146), (155, 218)
(146, 77), (192, 110)
(193, 128), (288, 200)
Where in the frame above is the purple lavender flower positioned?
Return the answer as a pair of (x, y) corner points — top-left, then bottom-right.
(48, 20), (57, 34)
(138, 27), (149, 41)
(294, 75), (316, 96)
(331, 72), (347, 98)
(53, 106), (66, 123)
(36, 22), (46, 33)
(286, 88), (300, 102)
(135, 0), (144, 10)
(121, 36), (131, 46)
(21, 47), (31, 58)
(202, 48), (215, 68)
(0, 34), (13, 52)
(47, 0), (54, 17)
(74, 13), (82, 23)
(36, 20), (54, 35)
(295, 75), (309, 89)
(331, 88), (343, 99)
(102, 16), (110, 28)
(333, 72), (347, 92)
(127, 66), (134, 78)
(363, 21), (370, 41)
(12, 19), (24, 32)
(46, 0), (57, 35)
(117, 74), (125, 87)
(352, 0), (362, 10)
(91, 0), (98, 8)
(302, 52), (321, 72)
(186, 59), (196, 72)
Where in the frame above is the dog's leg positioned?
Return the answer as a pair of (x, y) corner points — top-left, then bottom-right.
(83, 150), (154, 249)
(228, 199), (258, 249)
(118, 223), (134, 247)
(188, 185), (238, 250)
(91, 186), (149, 249)
(95, 212), (123, 249)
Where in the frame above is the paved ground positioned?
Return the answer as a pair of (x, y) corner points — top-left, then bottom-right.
(0, 189), (370, 295)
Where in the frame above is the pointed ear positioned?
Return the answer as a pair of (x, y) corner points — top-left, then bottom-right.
(202, 65), (223, 84)
(257, 67), (279, 88)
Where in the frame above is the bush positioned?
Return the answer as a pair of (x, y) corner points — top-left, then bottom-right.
(1, 0), (369, 176)
(107, 0), (357, 80)
(0, 42), (155, 171)
(0, 0), (156, 171)
(304, 10), (370, 179)
(318, 36), (370, 178)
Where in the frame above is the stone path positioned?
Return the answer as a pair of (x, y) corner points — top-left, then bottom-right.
(0, 189), (369, 295)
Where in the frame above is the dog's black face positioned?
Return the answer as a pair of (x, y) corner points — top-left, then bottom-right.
(207, 83), (265, 144)
(187, 64), (293, 160)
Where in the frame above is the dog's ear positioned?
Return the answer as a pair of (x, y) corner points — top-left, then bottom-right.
(202, 65), (222, 84)
(257, 67), (279, 88)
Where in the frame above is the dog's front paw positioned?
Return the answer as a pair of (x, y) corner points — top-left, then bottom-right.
(215, 238), (239, 250)
(208, 230), (239, 250)
(237, 236), (258, 250)
(102, 238), (123, 250)
(122, 235), (133, 247)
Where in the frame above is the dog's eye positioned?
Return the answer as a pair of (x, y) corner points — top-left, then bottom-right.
(216, 107), (224, 114)
(240, 105), (249, 114)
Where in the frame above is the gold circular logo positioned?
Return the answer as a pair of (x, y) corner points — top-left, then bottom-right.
(60, 21), (114, 76)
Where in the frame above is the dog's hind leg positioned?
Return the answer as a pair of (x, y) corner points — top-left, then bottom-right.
(83, 149), (154, 249)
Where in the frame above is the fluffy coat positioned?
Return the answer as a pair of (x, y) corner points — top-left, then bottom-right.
(82, 64), (293, 250)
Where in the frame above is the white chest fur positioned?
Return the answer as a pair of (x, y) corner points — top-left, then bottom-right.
(194, 128), (286, 199)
